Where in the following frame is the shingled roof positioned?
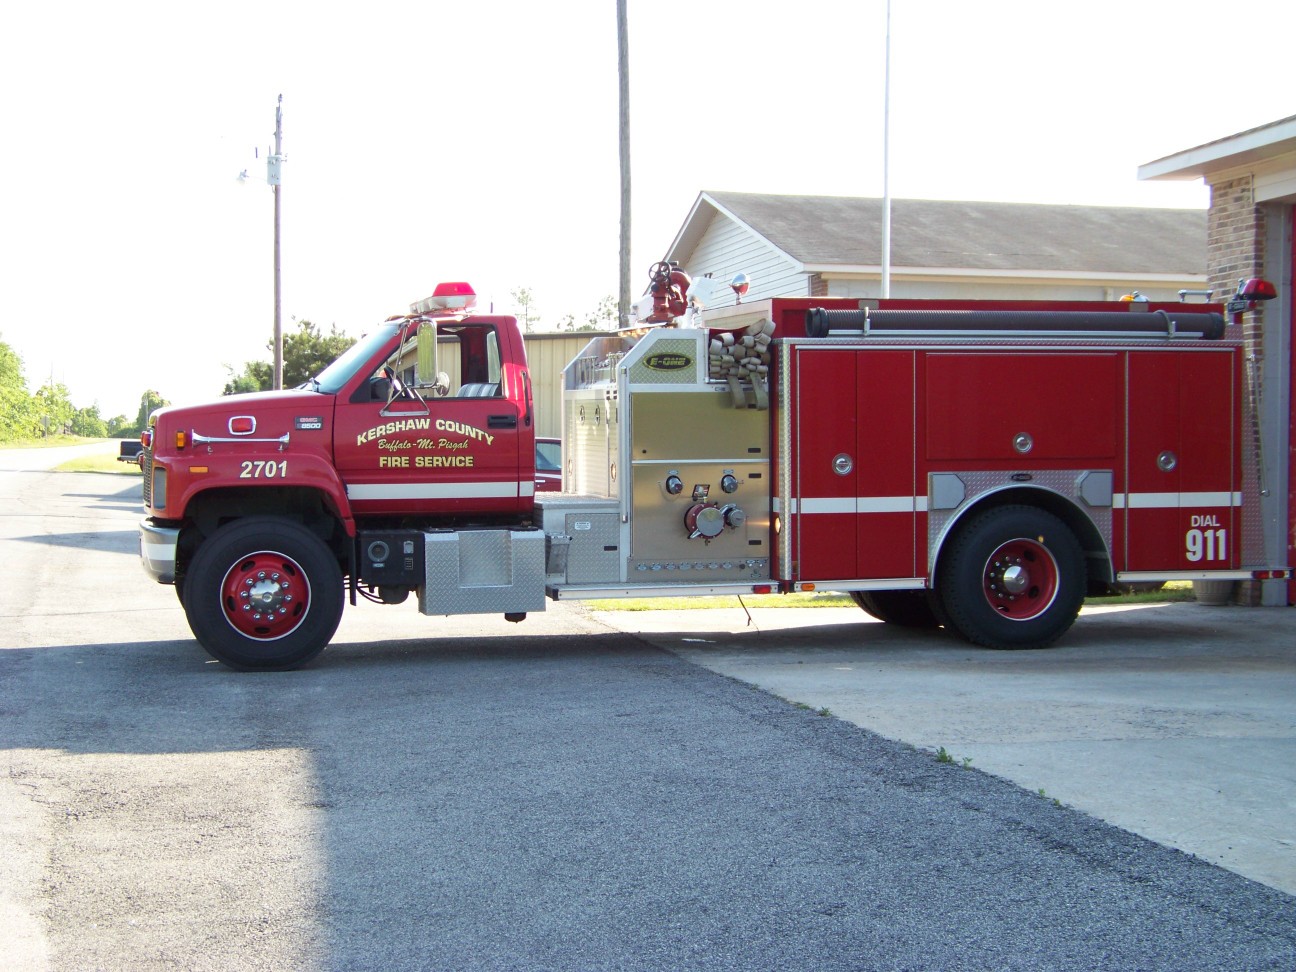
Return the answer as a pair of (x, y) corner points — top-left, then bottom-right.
(676, 192), (1206, 277)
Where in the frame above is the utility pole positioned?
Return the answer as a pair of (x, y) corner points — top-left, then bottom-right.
(269, 95), (285, 390)
(881, 0), (892, 299)
(616, 0), (631, 327)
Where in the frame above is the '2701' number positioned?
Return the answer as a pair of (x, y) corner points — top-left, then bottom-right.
(239, 460), (288, 479)
(1185, 528), (1226, 562)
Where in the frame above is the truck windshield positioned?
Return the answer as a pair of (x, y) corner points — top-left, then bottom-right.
(309, 324), (401, 394)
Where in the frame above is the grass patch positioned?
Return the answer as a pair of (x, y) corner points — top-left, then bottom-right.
(1084, 581), (1194, 605)
(588, 582), (1195, 611)
(54, 453), (141, 475)
(585, 591), (855, 611)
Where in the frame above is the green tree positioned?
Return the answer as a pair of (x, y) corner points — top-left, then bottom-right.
(106, 414), (133, 436)
(135, 390), (169, 432)
(223, 361), (272, 396)
(510, 288), (539, 333)
(34, 382), (75, 436)
(70, 403), (109, 438)
(224, 319), (355, 395)
(582, 295), (618, 331)
(0, 337), (38, 441)
(552, 297), (617, 333)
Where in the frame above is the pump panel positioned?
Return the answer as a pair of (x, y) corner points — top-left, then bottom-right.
(627, 390), (770, 581)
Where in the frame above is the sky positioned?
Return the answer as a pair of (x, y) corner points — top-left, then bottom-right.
(1, 0), (1293, 421)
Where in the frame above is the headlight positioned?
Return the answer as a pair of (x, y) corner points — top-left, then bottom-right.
(151, 465), (167, 510)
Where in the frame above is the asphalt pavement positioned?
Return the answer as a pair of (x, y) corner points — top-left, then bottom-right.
(1, 455), (1294, 970)
(599, 599), (1296, 897)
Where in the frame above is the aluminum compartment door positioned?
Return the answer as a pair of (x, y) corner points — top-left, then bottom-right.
(1125, 350), (1238, 570)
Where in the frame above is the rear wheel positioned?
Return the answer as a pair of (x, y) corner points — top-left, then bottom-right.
(937, 505), (1084, 650)
(849, 590), (941, 629)
(183, 517), (343, 670)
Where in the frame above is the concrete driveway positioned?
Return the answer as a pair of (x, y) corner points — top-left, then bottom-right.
(593, 599), (1296, 895)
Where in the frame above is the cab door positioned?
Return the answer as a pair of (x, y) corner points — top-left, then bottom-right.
(332, 322), (525, 517)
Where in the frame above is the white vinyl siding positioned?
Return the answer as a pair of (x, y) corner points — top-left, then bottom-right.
(683, 216), (806, 307)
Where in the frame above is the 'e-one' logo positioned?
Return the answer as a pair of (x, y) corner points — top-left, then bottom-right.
(645, 353), (691, 371)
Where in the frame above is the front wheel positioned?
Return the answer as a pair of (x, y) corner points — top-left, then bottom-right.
(937, 505), (1084, 650)
(182, 517), (344, 670)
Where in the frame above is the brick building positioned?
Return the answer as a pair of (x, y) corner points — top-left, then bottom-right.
(1140, 116), (1296, 605)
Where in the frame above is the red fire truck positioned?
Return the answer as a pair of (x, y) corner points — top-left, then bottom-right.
(136, 268), (1286, 669)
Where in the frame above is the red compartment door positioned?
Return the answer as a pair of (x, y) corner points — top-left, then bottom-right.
(788, 347), (916, 582)
(1124, 350), (1238, 570)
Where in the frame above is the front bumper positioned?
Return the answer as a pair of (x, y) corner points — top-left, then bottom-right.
(139, 518), (180, 584)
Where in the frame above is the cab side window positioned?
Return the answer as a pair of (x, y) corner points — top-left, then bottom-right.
(450, 326), (502, 397)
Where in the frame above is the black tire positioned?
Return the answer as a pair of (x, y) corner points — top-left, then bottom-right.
(182, 517), (344, 671)
(937, 505), (1085, 650)
(849, 590), (941, 629)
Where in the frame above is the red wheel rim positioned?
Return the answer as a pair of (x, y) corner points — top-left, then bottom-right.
(219, 550), (311, 641)
(980, 538), (1059, 621)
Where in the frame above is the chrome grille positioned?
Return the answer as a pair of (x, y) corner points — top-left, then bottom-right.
(141, 450), (153, 507)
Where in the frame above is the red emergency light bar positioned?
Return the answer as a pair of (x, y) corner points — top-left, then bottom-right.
(410, 281), (477, 314)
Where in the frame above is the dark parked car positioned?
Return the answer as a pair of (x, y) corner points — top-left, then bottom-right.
(117, 439), (144, 467)
(535, 437), (562, 492)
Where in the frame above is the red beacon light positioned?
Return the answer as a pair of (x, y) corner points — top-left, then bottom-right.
(410, 281), (477, 315)
(1227, 277), (1278, 316)
(1238, 278), (1277, 302)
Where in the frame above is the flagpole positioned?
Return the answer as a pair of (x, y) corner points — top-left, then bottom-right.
(881, 0), (892, 299)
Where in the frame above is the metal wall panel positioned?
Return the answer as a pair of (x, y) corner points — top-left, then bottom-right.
(522, 333), (594, 439)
